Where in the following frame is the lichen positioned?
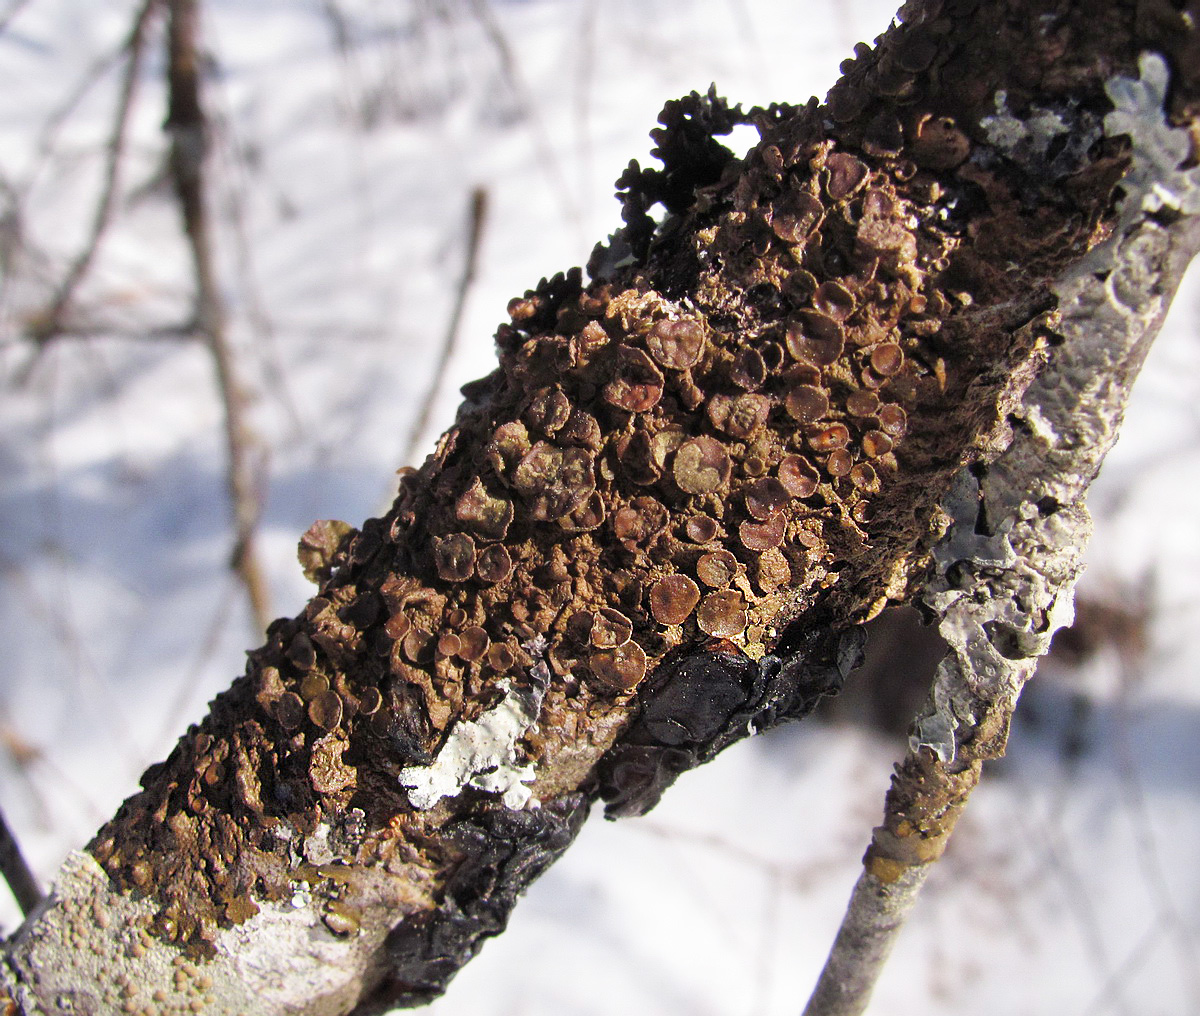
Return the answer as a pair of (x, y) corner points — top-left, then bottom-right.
(83, 3), (1198, 988)
(980, 91), (1079, 167)
(1104, 53), (1200, 221)
(397, 676), (545, 811)
(915, 51), (1200, 766)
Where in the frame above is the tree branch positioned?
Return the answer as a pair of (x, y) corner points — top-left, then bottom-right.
(402, 186), (490, 469)
(4, 2), (1200, 1014)
(27, 0), (159, 344)
(0, 804), (42, 919)
(165, 0), (271, 634)
(805, 33), (1200, 1015)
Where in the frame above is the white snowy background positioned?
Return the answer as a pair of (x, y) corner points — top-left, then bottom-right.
(3, 1), (1200, 1013)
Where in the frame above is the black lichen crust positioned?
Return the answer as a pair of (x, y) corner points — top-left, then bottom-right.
(599, 619), (865, 817)
(359, 795), (589, 1013)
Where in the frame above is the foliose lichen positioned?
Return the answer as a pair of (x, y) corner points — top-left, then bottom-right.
(1104, 53), (1200, 224)
(914, 50), (1200, 766)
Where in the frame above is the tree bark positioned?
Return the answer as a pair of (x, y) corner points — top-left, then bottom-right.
(5, 2), (1200, 1014)
(805, 50), (1200, 1014)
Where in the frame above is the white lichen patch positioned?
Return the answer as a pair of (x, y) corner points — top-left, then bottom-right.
(302, 822), (335, 865)
(398, 678), (543, 810)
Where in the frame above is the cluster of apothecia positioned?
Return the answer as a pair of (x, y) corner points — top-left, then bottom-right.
(374, 112), (963, 726)
(91, 56), (987, 950)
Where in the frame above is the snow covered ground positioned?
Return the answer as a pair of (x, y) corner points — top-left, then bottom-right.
(2, 0), (1200, 1013)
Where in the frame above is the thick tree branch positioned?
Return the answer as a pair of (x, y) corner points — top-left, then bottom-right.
(4, 2), (1200, 1014)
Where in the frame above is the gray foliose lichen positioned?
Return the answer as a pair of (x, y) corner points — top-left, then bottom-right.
(913, 52), (1200, 763)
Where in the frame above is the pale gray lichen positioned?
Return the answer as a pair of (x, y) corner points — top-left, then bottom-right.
(981, 90), (1070, 155)
(398, 678), (543, 810)
(914, 52), (1200, 764)
(929, 470), (1016, 572)
(909, 679), (959, 764)
(980, 90), (1100, 182)
(1105, 53), (1200, 221)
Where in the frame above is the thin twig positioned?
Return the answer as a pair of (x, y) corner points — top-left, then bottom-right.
(165, 0), (270, 634)
(0, 803), (42, 918)
(0, 529), (144, 774)
(464, 0), (580, 228)
(1015, 783), (1134, 1014)
(29, 0), (159, 344)
(803, 866), (931, 1016)
(0, 720), (109, 830)
(206, 92), (306, 442)
(35, 38), (132, 162)
(154, 571), (238, 750)
(1082, 924), (1168, 1016)
(402, 186), (488, 468)
(320, 0), (355, 79)
(1111, 673), (1200, 1007)
(14, 321), (195, 343)
(0, 173), (25, 314)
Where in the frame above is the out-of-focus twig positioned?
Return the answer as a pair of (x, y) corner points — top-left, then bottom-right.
(0, 175), (24, 294)
(165, 0), (270, 634)
(0, 720), (108, 831)
(35, 34), (133, 161)
(28, 0), (159, 345)
(0, 803), (42, 918)
(402, 185), (488, 468)
(206, 96), (305, 442)
(0, 0), (31, 36)
(464, 0), (579, 227)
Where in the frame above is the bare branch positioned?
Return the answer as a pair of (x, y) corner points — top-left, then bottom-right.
(165, 0), (270, 633)
(803, 866), (930, 1016)
(402, 186), (489, 468)
(28, 0), (159, 344)
(0, 804), (42, 918)
(465, 0), (580, 225)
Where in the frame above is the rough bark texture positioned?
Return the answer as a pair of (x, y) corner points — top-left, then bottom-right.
(805, 37), (1200, 1015)
(4, 2), (1200, 1014)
